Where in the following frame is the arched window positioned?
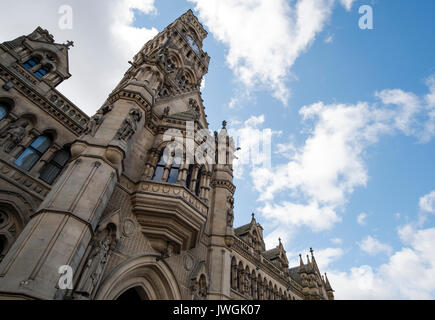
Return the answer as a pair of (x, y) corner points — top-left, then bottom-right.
(23, 57), (50, 79)
(152, 153), (180, 183)
(230, 257), (237, 290)
(0, 104), (8, 121)
(0, 206), (23, 263)
(167, 155), (181, 183)
(14, 135), (52, 171)
(152, 154), (166, 181)
(186, 164), (194, 189)
(39, 148), (71, 184)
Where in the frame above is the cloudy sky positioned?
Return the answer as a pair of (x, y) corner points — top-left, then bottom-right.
(2, 0), (435, 299)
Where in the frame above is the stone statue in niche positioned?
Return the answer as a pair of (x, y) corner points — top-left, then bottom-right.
(83, 104), (113, 137)
(190, 275), (207, 300)
(198, 275), (207, 298)
(163, 106), (171, 117)
(156, 46), (175, 72)
(190, 279), (199, 299)
(188, 98), (200, 120)
(74, 234), (113, 298)
(0, 121), (29, 153)
(226, 195), (234, 227)
(116, 108), (142, 141)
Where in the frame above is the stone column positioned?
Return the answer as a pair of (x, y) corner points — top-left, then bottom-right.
(189, 165), (199, 192)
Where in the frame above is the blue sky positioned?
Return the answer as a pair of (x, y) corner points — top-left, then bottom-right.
(2, 0), (434, 299)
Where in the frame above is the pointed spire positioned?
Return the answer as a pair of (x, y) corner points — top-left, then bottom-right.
(251, 212), (256, 222)
(310, 248), (320, 274)
(298, 254), (306, 274)
(325, 273), (333, 291)
(306, 254), (314, 273)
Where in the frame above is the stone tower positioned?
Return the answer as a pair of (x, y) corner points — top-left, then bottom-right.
(0, 10), (333, 300)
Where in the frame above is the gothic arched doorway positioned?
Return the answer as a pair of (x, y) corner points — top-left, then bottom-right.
(95, 255), (181, 300)
(116, 287), (149, 301)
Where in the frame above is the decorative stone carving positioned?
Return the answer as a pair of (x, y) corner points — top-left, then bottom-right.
(226, 195), (234, 227)
(75, 228), (116, 298)
(156, 46), (174, 71)
(183, 253), (195, 271)
(188, 98), (200, 120)
(190, 274), (208, 300)
(122, 218), (136, 238)
(0, 121), (29, 153)
(82, 104), (112, 137)
(115, 108), (142, 141)
(163, 106), (170, 117)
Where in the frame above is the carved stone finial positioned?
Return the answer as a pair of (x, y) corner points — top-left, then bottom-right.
(82, 104), (113, 137)
(64, 40), (74, 49)
(222, 120), (227, 129)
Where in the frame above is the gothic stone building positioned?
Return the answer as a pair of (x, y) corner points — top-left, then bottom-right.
(0, 10), (334, 300)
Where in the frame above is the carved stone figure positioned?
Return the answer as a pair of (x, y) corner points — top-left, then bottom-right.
(75, 236), (112, 298)
(198, 275), (207, 298)
(226, 195), (235, 227)
(83, 104), (112, 137)
(163, 106), (170, 116)
(116, 108), (142, 141)
(188, 98), (200, 120)
(156, 47), (172, 71)
(1, 121), (29, 153)
(190, 279), (199, 299)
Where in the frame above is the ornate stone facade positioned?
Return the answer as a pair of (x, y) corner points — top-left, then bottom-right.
(0, 10), (333, 300)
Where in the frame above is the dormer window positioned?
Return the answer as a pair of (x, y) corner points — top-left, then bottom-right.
(23, 55), (53, 79)
(23, 57), (40, 70)
(33, 66), (50, 79)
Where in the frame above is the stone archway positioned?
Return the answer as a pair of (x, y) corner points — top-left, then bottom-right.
(116, 286), (149, 301)
(95, 255), (181, 300)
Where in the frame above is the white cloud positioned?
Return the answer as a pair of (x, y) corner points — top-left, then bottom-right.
(419, 191), (435, 214)
(331, 237), (343, 245)
(357, 212), (368, 226)
(261, 201), (341, 232)
(330, 225), (435, 299)
(314, 247), (344, 269)
(358, 236), (393, 256)
(0, 0), (158, 115)
(229, 115), (281, 179)
(247, 79), (435, 238)
(339, 0), (356, 11)
(189, 0), (335, 105)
